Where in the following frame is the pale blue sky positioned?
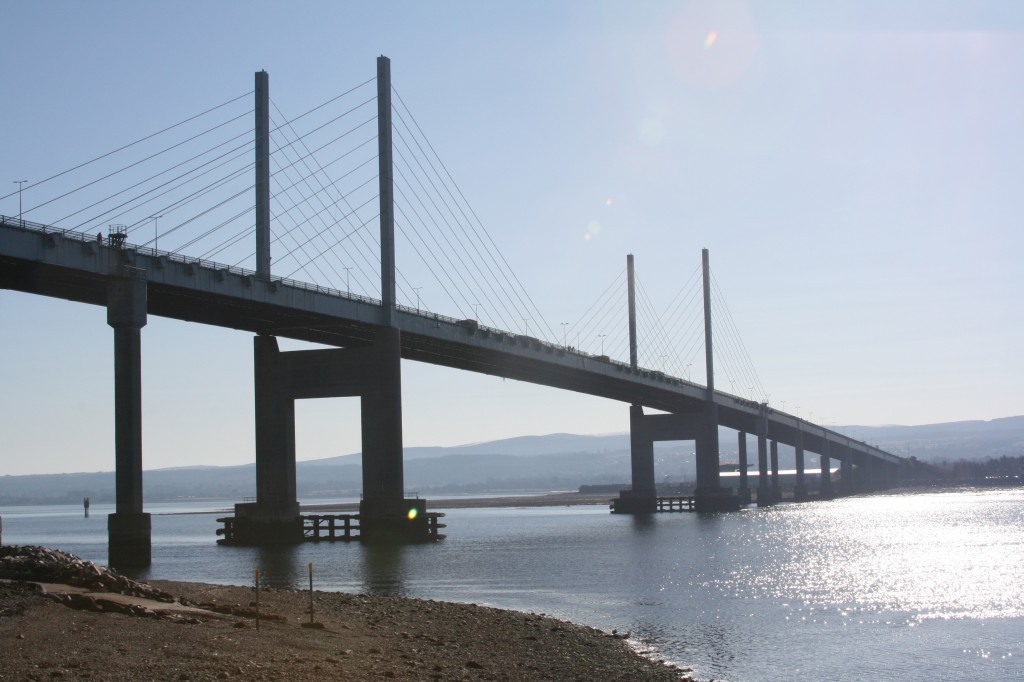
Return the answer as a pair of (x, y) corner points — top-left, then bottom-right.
(2, 1), (1021, 475)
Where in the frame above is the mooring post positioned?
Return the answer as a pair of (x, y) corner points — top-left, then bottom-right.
(106, 275), (151, 567)
(255, 70), (271, 280)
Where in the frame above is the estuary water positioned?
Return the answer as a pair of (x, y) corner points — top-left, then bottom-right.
(2, 488), (1022, 681)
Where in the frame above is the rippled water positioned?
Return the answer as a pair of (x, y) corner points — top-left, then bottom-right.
(2, 488), (1021, 681)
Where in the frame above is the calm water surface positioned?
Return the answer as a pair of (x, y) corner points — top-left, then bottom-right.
(2, 488), (1021, 681)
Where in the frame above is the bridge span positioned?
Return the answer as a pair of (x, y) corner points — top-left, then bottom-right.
(0, 58), (903, 567)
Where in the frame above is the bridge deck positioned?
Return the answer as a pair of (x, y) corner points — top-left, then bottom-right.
(0, 218), (900, 467)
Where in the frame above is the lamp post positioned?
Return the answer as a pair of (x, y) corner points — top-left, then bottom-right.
(148, 215), (163, 251)
(561, 322), (569, 348)
(472, 303), (481, 321)
(343, 267), (351, 295)
(413, 287), (422, 312)
(598, 334), (606, 355)
(13, 180), (27, 226)
(522, 317), (530, 336)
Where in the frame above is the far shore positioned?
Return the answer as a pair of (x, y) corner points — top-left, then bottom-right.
(303, 491), (616, 513)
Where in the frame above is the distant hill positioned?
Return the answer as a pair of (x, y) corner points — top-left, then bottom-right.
(1, 417), (1020, 505)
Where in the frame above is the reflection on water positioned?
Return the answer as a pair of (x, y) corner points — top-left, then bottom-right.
(253, 544), (302, 590)
(357, 544), (409, 598)
(2, 489), (1022, 681)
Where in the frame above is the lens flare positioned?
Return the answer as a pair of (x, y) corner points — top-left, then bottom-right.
(705, 30), (718, 48)
(407, 508), (418, 520)
(605, 198), (613, 206)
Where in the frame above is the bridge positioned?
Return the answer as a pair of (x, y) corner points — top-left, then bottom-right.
(0, 57), (903, 567)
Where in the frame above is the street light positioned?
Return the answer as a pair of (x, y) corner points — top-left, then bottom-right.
(343, 267), (352, 294)
(472, 303), (481, 321)
(561, 322), (569, 348)
(522, 317), (530, 336)
(148, 215), (163, 251)
(598, 333), (606, 355)
(13, 180), (27, 226)
(413, 287), (422, 312)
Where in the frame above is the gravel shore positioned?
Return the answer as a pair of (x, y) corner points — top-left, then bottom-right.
(0, 546), (696, 681)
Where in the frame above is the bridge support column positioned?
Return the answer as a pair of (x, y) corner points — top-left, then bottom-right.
(233, 335), (303, 544)
(756, 417), (772, 506)
(793, 430), (808, 501)
(106, 277), (151, 568)
(770, 440), (781, 502)
(840, 452), (855, 494)
(359, 326), (430, 543)
(611, 405), (657, 514)
(820, 445), (833, 498)
(737, 432), (750, 504)
(693, 405), (739, 512)
(863, 454), (875, 491)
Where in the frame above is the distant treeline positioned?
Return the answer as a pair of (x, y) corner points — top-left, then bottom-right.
(903, 455), (1024, 485)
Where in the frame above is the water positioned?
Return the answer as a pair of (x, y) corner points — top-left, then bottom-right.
(2, 489), (1022, 681)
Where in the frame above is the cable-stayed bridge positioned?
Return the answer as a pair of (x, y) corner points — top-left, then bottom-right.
(0, 58), (902, 567)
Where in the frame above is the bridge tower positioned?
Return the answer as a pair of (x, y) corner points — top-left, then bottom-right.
(611, 254), (658, 513)
(692, 249), (740, 512)
(612, 250), (740, 514)
(229, 59), (433, 545)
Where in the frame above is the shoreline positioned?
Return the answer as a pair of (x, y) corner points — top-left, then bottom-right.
(0, 545), (696, 681)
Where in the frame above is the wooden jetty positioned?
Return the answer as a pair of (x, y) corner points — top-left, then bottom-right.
(216, 512), (446, 545)
(608, 495), (696, 513)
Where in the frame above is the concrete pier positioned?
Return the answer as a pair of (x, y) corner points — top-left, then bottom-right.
(820, 442), (833, 498)
(737, 431), (750, 503)
(106, 277), (151, 567)
(770, 439), (781, 501)
(793, 429), (808, 500)
(841, 452), (855, 494)
(756, 417), (771, 506)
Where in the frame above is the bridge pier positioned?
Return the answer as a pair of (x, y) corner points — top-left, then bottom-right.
(611, 405), (657, 514)
(820, 442), (833, 498)
(770, 439), (781, 501)
(756, 417), (772, 506)
(793, 430), (808, 500)
(227, 328), (433, 545)
(863, 452), (876, 491)
(737, 431), (750, 504)
(692, 403), (739, 512)
(106, 276), (151, 568)
(840, 451), (855, 494)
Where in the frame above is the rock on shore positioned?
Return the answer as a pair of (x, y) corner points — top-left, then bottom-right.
(0, 545), (696, 681)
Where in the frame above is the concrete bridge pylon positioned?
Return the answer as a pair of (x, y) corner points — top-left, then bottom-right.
(106, 274), (151, 567)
